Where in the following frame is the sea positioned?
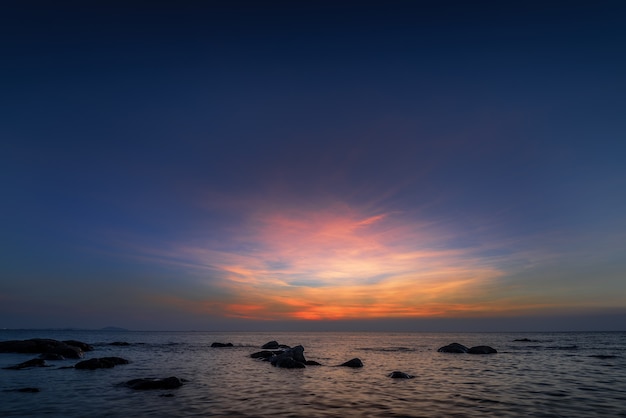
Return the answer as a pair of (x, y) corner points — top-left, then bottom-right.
(1, 330), (625, 417)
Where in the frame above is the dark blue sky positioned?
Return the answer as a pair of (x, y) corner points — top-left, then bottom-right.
(2, 1), (625, 331)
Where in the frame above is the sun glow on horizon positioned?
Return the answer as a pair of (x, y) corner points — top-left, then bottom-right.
(126, 201), (530, 321)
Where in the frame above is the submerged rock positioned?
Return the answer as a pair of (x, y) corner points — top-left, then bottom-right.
(388, 371), (414, 379)
(125, 377), (184, 390)
(3, 358), (48, 370)
(75, 357), (130, 370)
(109, 341), (131, 346)
(468, 345), (497, 354)
(211, 342), (234, 348)
(437, 343), (469, 353)
(338, 358), (363, 368)
(305, 360), (322, 366)
(5, 387), (40, 393)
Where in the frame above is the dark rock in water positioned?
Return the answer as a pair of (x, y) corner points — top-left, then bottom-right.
(3, 358), (48, 370)
(339, 358), (363, 368)
(0, 338), (84, 358)
(269, 346), (307, 369)
(125, 377), (184, 390)
(5, 387), (40, 393)
(388, 371), (414, 379)
(513, 338), (539, 343)
(0, 338), (86, 359)
(39, 353), (65, 361)
(437, 343), (469, 353)
(63, 340), (94, 352)
(262, 340), (280, 349)
(290, 345), (306, 364)
(159, 393), (175, 397)
(47, 345), (83, 359)
(589, 354), (618, 359)
(468, 345), (497, 354)
(273, 356), (306, 369)
(250, 350), (276, 359)
(75, 357), (130, 370)
(305, 360), (322, 366)
(211, 342), (234, 348)
(109, 341), (131, 346)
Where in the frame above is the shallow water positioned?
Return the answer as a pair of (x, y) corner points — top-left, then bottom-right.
(1, 330), (625, 417)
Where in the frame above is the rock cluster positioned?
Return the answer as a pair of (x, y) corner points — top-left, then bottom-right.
(252, 340), (361, 369)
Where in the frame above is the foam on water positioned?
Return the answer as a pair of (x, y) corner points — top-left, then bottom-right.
(1, 330), (625, 417)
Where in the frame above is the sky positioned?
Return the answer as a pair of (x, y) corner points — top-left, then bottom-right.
(1, 1), (625, 332)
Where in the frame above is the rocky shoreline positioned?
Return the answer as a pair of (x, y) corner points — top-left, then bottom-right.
(1, 337), (498, 392)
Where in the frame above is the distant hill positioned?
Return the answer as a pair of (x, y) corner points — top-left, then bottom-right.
(100, 326), (129, 331)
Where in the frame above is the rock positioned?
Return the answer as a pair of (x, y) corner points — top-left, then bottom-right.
(211, 342), (234, 347)
(39, 353), (65, 360)
(250, 350), (276, 359)
(3, 358), (48, 370)
(305, 360), (322, 366)
(125, 377), (184, 390)
(513, 338), (539, 343)
(48, 345), (83, 359)
(109, 342), (131, 346)
(75, 357), (130, 370)
(437, 343), (469, 353)
(261, 340), (280, 349)
(339, 358), (363, 368)
(4, 387), (40, 393)
(388, 371), (414, 379)
(290, 345), (306, 364)
(269, 346), (307, 369)
(468, 345), (497, 354)
(0, 339), (85, 359)
(273, 356), (306, 369)
(63, 340), (94, 352)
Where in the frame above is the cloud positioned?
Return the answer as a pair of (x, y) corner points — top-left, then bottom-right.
(116, 198), (528, 320)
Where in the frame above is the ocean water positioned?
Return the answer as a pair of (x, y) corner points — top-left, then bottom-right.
(1, 330), (625, 417)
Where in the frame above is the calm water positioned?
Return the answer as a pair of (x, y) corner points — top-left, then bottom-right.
(1, 330), (625, 417)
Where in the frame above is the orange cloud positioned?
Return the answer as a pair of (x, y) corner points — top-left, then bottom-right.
(127, 200), (572, 321)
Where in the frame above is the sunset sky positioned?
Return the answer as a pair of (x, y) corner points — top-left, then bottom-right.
(2, 1), (625, 331)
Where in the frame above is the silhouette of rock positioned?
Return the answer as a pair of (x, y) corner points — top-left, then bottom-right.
(269, 345), (307, 368)
(125, 377), (184, 390)
(109, 342), (131, 346)
(5, 387), (40, 393)
(0, 339), (85, 359)
(513, 338), (539, 343)
(39, 353), (65, 360)
(437, 343), (469, 353)
(305, 360), (322, 366)
(339, 358), (363, 368)
(211, 342), (234, 347)
(250, 350), (277, 359)
(468, 345), (497, 354)
(63, 340), (94, 352)
(262, 340), (280, 349)
(3, 358), (48, 370)
(388, 371), (414, 378)
(75, 357), (130, 369)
